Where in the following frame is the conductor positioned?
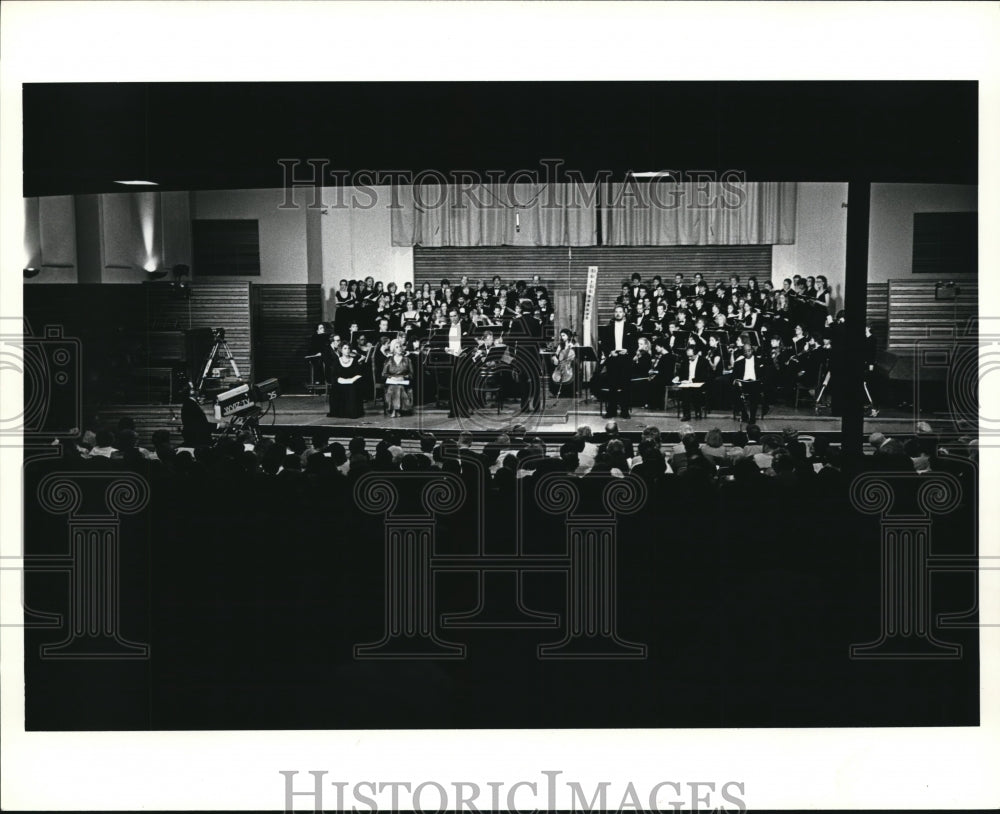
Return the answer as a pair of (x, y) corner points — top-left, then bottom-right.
(507, 301), (545, 412)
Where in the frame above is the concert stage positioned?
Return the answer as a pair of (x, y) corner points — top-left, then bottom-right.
(92, 395), (930, 448)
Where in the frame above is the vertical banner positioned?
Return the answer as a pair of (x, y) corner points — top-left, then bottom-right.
(582, 265), (600, 388)
(583, 264), (599, 348)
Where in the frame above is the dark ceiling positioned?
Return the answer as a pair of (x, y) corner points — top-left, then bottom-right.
(22, 81), (978, 197)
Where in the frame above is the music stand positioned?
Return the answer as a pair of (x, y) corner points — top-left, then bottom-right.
(733, 378), (763, 427)
(575, 346), (598, 402)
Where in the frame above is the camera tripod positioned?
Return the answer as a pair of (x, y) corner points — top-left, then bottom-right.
(196, 329), (241, 401)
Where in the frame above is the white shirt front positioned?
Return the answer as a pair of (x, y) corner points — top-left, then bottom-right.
(449, 322), (463, 354)
(614, 319), (625, 351)
(687, 358), (698, 380)
(742, 354), (756, 381)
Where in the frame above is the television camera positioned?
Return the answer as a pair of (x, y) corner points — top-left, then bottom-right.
(215, 378), (281, 444)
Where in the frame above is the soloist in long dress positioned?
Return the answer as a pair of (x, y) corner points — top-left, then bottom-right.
(329, 357), (365, 419)
(382, 354), (414, 414)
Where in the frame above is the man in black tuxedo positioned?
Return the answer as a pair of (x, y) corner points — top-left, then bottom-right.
(628, 272), (643, 303)
(732, 342), (768, 424)
(430, 308), (476, 418)
(599, 305), (639, 419)
(672, 345), (711, 421)
(727, 274), (746, 300)
(529, 274), (548, 302)
(507, 302), (545, 412)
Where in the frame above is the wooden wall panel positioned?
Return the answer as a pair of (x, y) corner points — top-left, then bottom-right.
(865, 282), (889, 348)
(413, 246), (772, 323)
(23, 282), (253, 405)
(143, 281), (253, 379)
(252, 284), (323, 387)
(886, 277), (977, 350)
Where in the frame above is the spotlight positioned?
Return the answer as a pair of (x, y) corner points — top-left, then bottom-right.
(23, 267), (41, 279)
(145, 268), (169, 280)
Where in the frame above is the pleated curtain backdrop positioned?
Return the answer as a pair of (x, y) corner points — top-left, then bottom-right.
(390, 183), (598, 247)
(602, 181), (797, 246)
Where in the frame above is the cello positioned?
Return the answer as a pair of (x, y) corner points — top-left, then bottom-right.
(550, 334), (577, 397)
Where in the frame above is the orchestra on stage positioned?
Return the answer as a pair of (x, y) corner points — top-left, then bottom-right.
(304, 270), (873, 421)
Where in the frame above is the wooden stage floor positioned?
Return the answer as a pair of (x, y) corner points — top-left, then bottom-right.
(256, 394), (924, 437)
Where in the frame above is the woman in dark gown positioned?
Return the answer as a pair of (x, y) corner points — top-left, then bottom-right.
(333, 279), (356, 335)
(328, 343), (365, 419)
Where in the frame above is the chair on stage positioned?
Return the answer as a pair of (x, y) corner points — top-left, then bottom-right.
(668, 383), (706, 420)
(794, 367), (823, 411)
(370, 358), (385, 410)
(474, 365), (505, 415)
(304, 355), (327, 397)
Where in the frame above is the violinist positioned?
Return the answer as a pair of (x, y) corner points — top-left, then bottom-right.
(767, 334), (793, 402)
(706, 333), (727, 375)
(646, 336), (676, 410)
(688, 317), (709, 354)
(630, 336), (653, 408)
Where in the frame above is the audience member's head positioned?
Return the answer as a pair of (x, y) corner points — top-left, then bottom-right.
(328, 442), (347, 467)
(704, 428), (724, 449)
(761, 434), (782, 454)
(94, 429), (116, 449)
(733, 456), (761, 482)
(682, 434), (701, 456)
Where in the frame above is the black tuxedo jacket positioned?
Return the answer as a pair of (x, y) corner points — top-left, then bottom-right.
(506, 315), (544, 348)
(677, 356), (712, 383)
(428, 323), (475, 352)
(732, 354), (769, 383)
(599, 319), (639, 357)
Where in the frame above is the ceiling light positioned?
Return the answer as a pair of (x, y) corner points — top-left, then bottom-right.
(628, 171), (674, 179)
(114, 180), (159, 186)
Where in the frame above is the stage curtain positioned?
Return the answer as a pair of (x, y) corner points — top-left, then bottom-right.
(390, 183), (598, 247)
(602, 181), (797, 246)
